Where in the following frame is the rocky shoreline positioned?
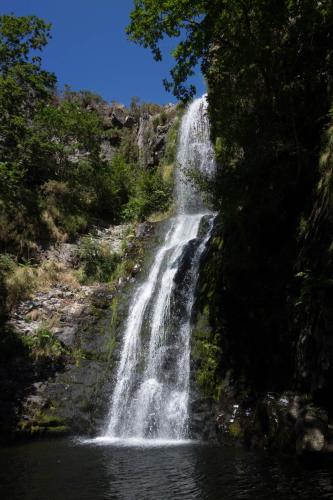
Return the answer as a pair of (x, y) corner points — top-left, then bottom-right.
(214, 389), (333, 458)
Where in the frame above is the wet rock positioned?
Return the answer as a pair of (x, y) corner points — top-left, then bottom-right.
(295, 404), (329, 455)
(214, 388), (333, 457)
(297, 427), (325, 454)
(190, 397), (217, 441)
(135, 222), (149, 239)
(56, 326), (77, 348)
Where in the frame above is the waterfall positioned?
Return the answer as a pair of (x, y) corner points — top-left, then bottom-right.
(102, 95), (215, 443)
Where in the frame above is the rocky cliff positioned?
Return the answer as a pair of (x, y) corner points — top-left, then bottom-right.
(0, 96), (181, 441)
(78, 96), (179, 169)
(0, 221), (156, 438)
(188, 102), (333, 457)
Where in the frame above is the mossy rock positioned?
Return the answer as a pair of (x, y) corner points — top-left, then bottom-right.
(191, 309), (222, 400)
(229, 421), (243, 439)
(18, 411), (70, 437)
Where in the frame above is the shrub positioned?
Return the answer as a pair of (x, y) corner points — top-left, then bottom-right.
(5, 263), (37, 310)
(24, 327), (65, 360)
(0, 254), (16, 275)
(93, 155), (132, 223)
(36, 260), (79, 290)
(78, 237), (120, 283)
(122, 168), (172, 221)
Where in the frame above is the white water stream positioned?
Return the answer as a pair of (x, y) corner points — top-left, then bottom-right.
(101, 95), (215, 444)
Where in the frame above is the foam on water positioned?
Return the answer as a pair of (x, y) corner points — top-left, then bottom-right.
(79, 436), (199, 448)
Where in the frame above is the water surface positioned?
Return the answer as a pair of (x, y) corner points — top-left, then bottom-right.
(1, 439), (333, 500)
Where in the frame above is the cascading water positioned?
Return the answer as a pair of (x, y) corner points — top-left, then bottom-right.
(102, 95), (215, 443)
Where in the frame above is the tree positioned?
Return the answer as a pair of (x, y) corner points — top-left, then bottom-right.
(0, 15), (56, 188)
(0, 15), (57, 253)
(0, 15), (52, 71)
(128, 1), (333, 102)
(127, 0), (208, 100)
(128, 1), (333, 389)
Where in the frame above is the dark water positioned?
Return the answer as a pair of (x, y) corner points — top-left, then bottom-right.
(1, 439), (333, 500)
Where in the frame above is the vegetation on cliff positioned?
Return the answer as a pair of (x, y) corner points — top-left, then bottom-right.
(128, 0), (333, 414)
(0, 15), (181, 438)
(0, 14), (179, 321)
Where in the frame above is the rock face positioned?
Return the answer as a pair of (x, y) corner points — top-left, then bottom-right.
(0, 222), (155, 440)
(189, 219), (333, 459)
(85, 98), (178, 166)
(189, 397), (217, 442)
(215, 390), (333, 457)
(137, 105), (178, 167)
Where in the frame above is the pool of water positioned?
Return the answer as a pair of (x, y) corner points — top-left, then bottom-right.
(0, 438), (333, 500)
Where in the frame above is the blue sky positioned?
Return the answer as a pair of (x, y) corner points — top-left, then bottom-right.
(1, 0), (205, 105)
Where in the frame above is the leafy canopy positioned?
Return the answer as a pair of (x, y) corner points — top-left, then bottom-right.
(0, 14), (52, 72)
(127, 0), (333, 101)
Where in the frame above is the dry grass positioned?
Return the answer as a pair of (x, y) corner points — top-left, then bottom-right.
(46, 313), (61, 329)
(5, 259), (80, 310)
(5, 265), (38, 310)
(36, 260), (80, 290)
(161, 163), (174, 184)
(25, 309), (44, 322)
(41, 209), (67, 243)
(25, 310), (60, 329)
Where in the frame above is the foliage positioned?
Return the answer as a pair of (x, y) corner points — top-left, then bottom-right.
(23, 326), (65, 360)
(4, 262), (38, 310)
(127, 0), (205, 100)
(0, 15), (57, 254)
(192, 308), (222, 399)
(0, 15), (52, 72)
(0, 14), (175, 260)
(0, 14), (176, 339)
(122, 167), (172, 221)
(128, 0), (333, 394)
(92, 155), (132, 223)
(128, 1), (333, 102)
(119, 128), (139, 163)
(78, 237), (121, 284)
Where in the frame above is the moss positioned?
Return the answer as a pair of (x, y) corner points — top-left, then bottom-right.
(28, 424), (69, 436)
(34, 414), (66, 428)
(107, 334), (117, 361)
(229, 421), (242, 439)
(102, 296), (120, 364)
(18, 411), (69, 436)
(70, 348), (87, 365)
(192, 309), (222, 400)
(44, 425), (69, 434)
(162, 163), (174, 184)
(191, 218), (226, 400)
(147, 205), (175, 223)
